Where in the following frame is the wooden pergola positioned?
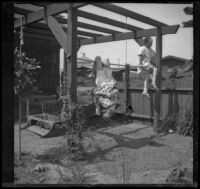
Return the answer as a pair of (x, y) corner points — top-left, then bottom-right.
(14, 2), (180, 131)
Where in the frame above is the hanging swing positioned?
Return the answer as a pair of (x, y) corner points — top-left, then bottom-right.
(21, 17), (67, 138)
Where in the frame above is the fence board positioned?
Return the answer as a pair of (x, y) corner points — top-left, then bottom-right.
(118, 87), (193, 120)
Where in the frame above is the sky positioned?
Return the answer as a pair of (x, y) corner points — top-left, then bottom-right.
(76, 3), (193, 66)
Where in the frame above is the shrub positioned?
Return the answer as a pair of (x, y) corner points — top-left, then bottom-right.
(165, 162), (192, 184)
(176, 100), (193, 136)
(158, 113), (178, 134)
(14, 47), (41, 95)
(56, 160), (91, 184)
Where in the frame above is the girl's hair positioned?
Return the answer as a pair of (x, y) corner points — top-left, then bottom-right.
(142, 37), (153, 44)
(92, 56), (103, 80)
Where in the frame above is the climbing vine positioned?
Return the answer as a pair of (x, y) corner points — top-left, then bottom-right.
(59, 86), (86, 160)
(14, 47), (41, 95)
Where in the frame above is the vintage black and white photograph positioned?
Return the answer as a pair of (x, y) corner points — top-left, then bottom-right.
(9, 2), (196, 186)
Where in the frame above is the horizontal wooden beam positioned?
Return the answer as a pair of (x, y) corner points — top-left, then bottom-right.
(22, 31), (84, 47)
(14, 7), (31, 15)
(23, 21), (101, 38)
(79, 25), (179, 46)
(14, 7), (126, 34)
(77, 10), (143, 31)
(14, 7), (104, 38)
(56, 16), (120, 34)
(24, 25), (86, 40)
(30, 2), (51, 7)
(23, 32), (57, 42)
(14, 3), (87, 28)
(24, 27), (53, 36)
(92, 3), (167, 27)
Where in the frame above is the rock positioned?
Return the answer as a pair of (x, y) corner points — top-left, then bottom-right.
(32, 164), (47, 173)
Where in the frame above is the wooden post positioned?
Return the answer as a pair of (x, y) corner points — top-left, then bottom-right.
(153, 28), (162, 132)
(18, 95), (21, 161)
(67, 4), (77, 103)
(26, 98), (29, 117)
(124, 64), (130, 116)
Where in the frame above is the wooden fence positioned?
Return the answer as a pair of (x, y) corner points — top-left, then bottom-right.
(117, 66), (193, 120)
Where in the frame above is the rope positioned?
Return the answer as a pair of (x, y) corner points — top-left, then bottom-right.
(125, 16), (128, 65)
(19, 16), (24, 61)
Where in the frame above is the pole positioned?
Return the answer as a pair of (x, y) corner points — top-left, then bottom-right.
(18, 16), (24, 161)
(26, 98), (29, 118)
(67, 4), (78, 103)
(124, 64), (130, 121)
(18, 95), (21, 161)
(153, 28), (162, 132)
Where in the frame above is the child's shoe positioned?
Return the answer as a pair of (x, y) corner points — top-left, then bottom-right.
(151, 84), (159, 90)
(96, 106), (101, 116)
(142, 91), (150, 98)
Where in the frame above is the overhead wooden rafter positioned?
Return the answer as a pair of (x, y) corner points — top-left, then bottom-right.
(14, 7), (119, 35)
(14, 5), (144, 45)
(92, 3), (167, 27)
(79, 25), (179, 45)
(14, 3), (87, 28)
(23, 27), (87, 40)
(14, 6), (138, 34)
(77, 10), (143, 31)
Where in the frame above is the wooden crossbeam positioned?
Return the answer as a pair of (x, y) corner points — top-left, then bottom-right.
(14, 3), (87, 28)
(23, 32), (57, 42)
(77, 10), (143, 31)
(56, 16), (120, 34)
(92, 3), (167, 27)
(14, 7), (104, 38)
(19, 20), (102, 38)
(23, 27), (87, 40)
(30, 2), (51, 7)
(24, 27), (53, 36)
(76, 30), (102, 38)
(14, 7), (32, 15)
(79, 25), (179, 46)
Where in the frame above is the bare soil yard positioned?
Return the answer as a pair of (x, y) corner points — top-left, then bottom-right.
(14, 117), (193, 185)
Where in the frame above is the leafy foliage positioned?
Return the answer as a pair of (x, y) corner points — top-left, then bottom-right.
(14, 47), (41, 95)
(59, 87), (86, 160)
(158, 99), (193, 136)
(158, 114), (178, 134)
(176, 100), (193, 136)
(165, 162), (192, 184)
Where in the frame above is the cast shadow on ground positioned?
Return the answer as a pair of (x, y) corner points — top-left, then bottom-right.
(84, 131), (165, 164)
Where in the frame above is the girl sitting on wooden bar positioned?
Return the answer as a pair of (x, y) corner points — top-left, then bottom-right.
(131, 37), (158, 98)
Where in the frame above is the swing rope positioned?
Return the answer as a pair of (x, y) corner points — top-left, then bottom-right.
(18, 15), (24, 161)
(19, 16), (24, 59)
(125, 16), (128, 65)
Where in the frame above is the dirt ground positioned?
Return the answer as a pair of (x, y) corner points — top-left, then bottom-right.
(14, 118), (193, 185)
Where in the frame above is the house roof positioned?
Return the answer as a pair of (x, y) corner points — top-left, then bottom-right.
(162, 55), (188, 62)
(78, 53), (94, 63)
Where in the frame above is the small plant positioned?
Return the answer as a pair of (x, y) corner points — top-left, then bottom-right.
(165, 162), (192, 184)
(158, 113), (178, 134)
(56, 160), (91, 184)
(114, 151), (135, 184)
(176, 100), (193, 136)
